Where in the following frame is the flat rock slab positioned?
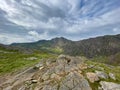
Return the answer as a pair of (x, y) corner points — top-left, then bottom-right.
(100, 81), (120, 90)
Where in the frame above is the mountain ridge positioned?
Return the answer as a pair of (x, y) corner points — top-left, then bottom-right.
(0, 34), (120, 58)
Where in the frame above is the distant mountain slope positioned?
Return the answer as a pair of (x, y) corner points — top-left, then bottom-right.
(64, 34), (120, 57)
(10, 37), (72, 54)
(2, 34), (120, 58)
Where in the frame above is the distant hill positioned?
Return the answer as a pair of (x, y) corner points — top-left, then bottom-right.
(1, 34), (120, 58)
(63, 34), (120, 57)
(10, 37), (72, 54)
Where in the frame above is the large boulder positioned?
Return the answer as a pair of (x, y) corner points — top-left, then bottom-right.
(59, 71), (92, 90)
(95, 71), (108, 79)
(86, 72), (99, 83)
(109, 73), (116, 80)
(100, 81), (120, 90)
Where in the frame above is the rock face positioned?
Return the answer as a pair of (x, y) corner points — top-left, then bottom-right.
(100, 81), (120, 90)
(59, 71), (91, 90)
(32, 55), (92, 90)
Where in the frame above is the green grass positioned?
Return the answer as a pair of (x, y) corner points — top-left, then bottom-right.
(40, 46), (63, 54)
(0, 49), (56, 75)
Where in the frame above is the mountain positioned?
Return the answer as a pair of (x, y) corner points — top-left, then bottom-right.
(10, 37), (72, 54)
(64, 34), (120, 57)
(9, 34), (120, 58)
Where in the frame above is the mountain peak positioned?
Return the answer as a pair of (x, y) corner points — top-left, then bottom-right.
(51, 37), (68, 41)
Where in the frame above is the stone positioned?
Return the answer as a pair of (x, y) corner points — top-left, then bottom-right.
(109, 73), (116, 80)
(50, 73), (61, 81)
(46, 59), (55, 66)
(34, 63), (43, 69)
(55, 64), (65, 74)
(39, 66), (44, 70)
(57, 54), (66, 59)
(100, 81), (120, 90)
(42, 73), (50, 81)
(78, 70), (82, 74)
(57, 58), (67, 65)
(26, 57), (37, 60)
(95, 71), (108, 79)
(42, 85), (52, 90)
(59, 84), (70, 90)
(31, 79), (37, 83)
(78, 64), (88, 70)
(86, 72), (99, 83)
(59, 71), (92, 90)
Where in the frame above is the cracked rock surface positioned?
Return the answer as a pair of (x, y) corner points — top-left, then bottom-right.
(32, 55), (92, 90)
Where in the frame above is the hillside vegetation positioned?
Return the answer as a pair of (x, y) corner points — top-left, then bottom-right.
(0, 46), (56, 75)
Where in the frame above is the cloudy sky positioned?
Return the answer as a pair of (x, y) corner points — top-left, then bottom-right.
(0, 0), (120, 44)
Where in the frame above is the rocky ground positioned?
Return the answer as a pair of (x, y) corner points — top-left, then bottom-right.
(0, 55), (120, 90)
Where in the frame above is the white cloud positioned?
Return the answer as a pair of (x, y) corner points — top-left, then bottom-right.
(28, 31), (39, 36)
(28, 31), (49, 41)
(0, 0), (120, 44)
(0, 33), (29, 44)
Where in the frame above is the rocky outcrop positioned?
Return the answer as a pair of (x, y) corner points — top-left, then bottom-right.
(2, 55), (91, 90)
(0, 55), (120, 90)
(32, 55), (92, 90)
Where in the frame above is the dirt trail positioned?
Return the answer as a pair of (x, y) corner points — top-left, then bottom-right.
(0, 66), (38, 90)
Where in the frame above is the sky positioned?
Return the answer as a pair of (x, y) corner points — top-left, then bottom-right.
(0, 0), (120, 44)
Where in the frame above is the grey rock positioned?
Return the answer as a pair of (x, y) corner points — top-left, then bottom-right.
(55, 64), (65, 74)
(34, 63), (43, 69)
(31, 79), (37, 83)
(42, 85), (52, 90)
(60, 71), (92, 90)
(50, 73), (61, 81)
(95, 71), (108, 79)
(42, 73), (50, 81)
(100, 81), (120, 90)
(26, 57), (37, 60)
(109, 73), (116, 80)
